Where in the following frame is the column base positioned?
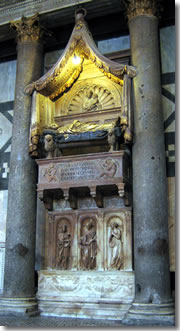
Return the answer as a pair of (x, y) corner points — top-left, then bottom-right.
(0, 297), (39, 316)
(122, 301), (175, 326)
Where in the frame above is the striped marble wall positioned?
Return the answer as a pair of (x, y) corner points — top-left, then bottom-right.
(160, 26), (175, 271)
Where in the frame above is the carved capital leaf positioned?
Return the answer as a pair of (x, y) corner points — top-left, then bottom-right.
(124, 0), (163, 20)
(10, 13), (45, 43)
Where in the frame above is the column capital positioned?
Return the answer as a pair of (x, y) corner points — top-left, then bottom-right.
(124, 0), (163, 21)
(10, 13), (44, 43)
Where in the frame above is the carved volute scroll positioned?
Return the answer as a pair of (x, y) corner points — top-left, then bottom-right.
(79, 218), (97, 270)
(107, 216), (124, 270)
(56, 219), (72, 269)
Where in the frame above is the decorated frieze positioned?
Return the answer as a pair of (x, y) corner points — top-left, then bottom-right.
(36, 151), (131, 205)
(38, 270), (134, 300)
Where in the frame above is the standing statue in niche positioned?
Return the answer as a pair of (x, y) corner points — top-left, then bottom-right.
(109, 222), (123, 270)
(44, 134), (61, 159)
(82, 89), (102, 112)
(56, 224), (71, 269)
(79, 221), (97, 270)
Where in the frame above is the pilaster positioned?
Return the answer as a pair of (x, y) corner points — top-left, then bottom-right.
(122, 0), (175, 325)
(0, 14), (44, 315)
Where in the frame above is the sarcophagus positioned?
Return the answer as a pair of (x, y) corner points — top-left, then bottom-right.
(36, 150), (131, 208)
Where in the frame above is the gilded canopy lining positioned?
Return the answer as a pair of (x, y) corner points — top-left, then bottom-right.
(25, 13), (136, 101)
(28, 10), (136, 157)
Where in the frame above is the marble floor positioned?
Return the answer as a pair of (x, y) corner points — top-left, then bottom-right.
(0, 314), (175, 328)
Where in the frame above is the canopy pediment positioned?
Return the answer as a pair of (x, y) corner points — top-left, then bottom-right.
(26, 9), (136, 101)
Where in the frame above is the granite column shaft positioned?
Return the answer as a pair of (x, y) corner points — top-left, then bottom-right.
(123, 0), (174, 323)
(1, 15), (44, 314)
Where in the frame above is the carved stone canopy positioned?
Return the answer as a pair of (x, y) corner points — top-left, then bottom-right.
(25, 9), (136, 101)
(28, 9), (136, 158)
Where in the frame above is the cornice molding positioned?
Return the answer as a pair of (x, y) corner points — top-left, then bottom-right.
(0, 0), (89, 26)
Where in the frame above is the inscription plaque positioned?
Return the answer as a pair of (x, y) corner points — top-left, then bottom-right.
(59, 161), (97, 181)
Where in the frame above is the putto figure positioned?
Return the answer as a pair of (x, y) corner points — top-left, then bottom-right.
(99, 158), (117, 178)
(109, 222), (123, 270)
(79, 221), (97, 270)
(56, 224), (71, 269)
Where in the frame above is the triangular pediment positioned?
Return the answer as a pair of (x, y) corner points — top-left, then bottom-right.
(26, 9), (136, 101)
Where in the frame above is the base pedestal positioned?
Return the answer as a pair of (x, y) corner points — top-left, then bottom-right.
(0, 297), (39, 316)
(37, 270), (134, 320)
(122, 301), (175, 326)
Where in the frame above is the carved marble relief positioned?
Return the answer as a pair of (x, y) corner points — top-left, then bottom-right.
(99, 158), (118, 178)
(47, 209), (132, 271)
(38, 270), (135, 300)
(56, 219), (71, 269)
(38, 152), (129, 191)
(42, 163), (58, 182)
(68, 85), (115, 114)
(107, 217), (124, 270)
(79, 218), (97, 270)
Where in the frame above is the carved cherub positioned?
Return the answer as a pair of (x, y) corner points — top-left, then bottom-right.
(99, 158), (117, 178)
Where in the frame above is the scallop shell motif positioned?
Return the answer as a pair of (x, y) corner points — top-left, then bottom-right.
(68, 85), (115, 113)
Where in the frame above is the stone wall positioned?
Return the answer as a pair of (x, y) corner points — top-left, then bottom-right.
(160, 26), (175, 271)
(0, 59), (16, 293)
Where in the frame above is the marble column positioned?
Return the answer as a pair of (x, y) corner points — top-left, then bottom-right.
(123, 0), (174, 325)
(0, 14), (44, 315)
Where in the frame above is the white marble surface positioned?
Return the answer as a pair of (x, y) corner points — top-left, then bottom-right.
(0, 190), (7, 242)
(0, 244), (5, 293)
(37, 270), (135, 319)
(0, 61), (16, 103)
